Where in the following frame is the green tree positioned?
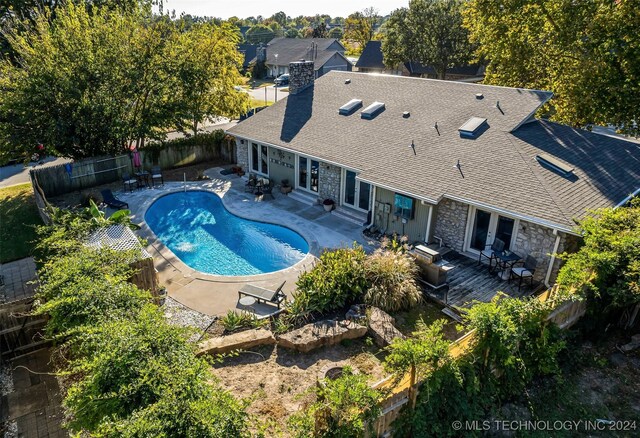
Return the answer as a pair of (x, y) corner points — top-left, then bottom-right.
(328, 26), (343, 40)
(289, 367), (381, 438)
(285, 27), (300, 38)
(464, 0), (640, 136)
(556, 200), (640, 326)
(245, 23), (274, 44)
(343, 8), (378, 53)
(268, 10), (288, 27)
(382, 0), (473, 79)
(172, 22), (249, 135)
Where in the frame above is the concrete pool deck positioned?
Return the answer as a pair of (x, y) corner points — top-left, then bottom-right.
(118, 167), (374, 317)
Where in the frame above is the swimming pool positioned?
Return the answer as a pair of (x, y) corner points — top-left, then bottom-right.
(145, 191), (308, 276)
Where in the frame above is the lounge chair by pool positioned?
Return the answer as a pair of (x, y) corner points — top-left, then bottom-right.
(238, 281), (287, 308)
(101, 189), (129, 210)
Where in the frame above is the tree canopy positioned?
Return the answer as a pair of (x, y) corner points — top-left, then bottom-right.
(245, 23), (274, 44)
(0, 2), (248, 161)
(343, 8), (379, 54)
(464, 0), (640, 135)
(382, 0), (473, 79)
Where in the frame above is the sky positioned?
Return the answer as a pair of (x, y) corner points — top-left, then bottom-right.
(160, 1), (409, 19)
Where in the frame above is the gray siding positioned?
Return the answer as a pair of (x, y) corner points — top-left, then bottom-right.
(373, 187), (432, 243)
(267, 146), (295, 185)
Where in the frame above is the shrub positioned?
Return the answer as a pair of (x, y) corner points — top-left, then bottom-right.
(363, 248), (421, 312)
(289, 367), (381, 438)
(295, 244), (367, 314)
(220, 310), (267, 333)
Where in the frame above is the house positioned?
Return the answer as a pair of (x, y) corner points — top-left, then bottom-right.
(226, 62), (640, 286)
(237, 43), (258, 72)
(355, 41), (485, 81)
(253, 37), (352, 78)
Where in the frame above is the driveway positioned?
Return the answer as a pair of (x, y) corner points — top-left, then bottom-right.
(0, 157), (71, 188)
(247, 85), (289, 104)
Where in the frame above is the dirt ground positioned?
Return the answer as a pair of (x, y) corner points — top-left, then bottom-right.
(211, 338), (386, 436)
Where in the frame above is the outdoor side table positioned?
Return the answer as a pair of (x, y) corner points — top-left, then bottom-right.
(494, 251), (521, 280)
(239, 296), (256, 308)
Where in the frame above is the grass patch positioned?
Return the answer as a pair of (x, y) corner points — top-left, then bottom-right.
(392, 301), (462, 340)
(249, 98), (274, 108)
(0, 183), (42, 262)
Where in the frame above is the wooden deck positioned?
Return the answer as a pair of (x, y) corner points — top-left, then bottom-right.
(422, 250), (543, 310)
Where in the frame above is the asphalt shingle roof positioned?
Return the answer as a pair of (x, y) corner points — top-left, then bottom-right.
(257, 38), (346, 70)
(227, 71), (640, 231)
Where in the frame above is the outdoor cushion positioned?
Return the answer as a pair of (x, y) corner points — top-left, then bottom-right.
(511, 267), (533, 277)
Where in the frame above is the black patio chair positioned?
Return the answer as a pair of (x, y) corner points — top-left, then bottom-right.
(122, 172), (138, 192)
(100, 189), (128, 210)
(151, 166), (164, 187)
(510, 255), (538, 291)
(261, 180), (274, 199)
(478, 238), (504, 270)
(245, 173), (257, 193)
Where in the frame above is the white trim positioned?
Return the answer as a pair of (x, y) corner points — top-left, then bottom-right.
(545, 230), (562, 287)
(296, 154), (320, 194)
(343, 168), (371, 212)
(444, 194), (576, 234)
(356, 177), (438, 204)
(248, 142), (269, 176)
(464, 206), (519, 254)
(616, 187), (640, 207)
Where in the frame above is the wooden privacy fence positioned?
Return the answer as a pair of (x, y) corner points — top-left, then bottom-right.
(368, 285), (586, 436)
(30, 138), (236, 198)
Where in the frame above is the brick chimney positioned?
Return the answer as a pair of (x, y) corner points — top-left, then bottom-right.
(289, 60), (315, 95)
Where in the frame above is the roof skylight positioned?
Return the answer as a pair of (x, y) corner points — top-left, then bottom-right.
(339, 99), (362, 115)
(536, 154), (574, 177)
(459, 117), (488, 138)
(361, 101), (385, 119)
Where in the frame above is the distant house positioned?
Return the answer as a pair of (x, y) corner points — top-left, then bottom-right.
(237, 43), (258, 72)
(356, 41), (485, 81)
(227, 63), (640, 287)
(252, 37), (353, 78)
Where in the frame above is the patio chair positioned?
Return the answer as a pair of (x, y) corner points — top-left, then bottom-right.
(510, 255), (538, 291)
(238, 281), (287, 309)
(261, 180), (274, 199)
(100, 189), (129, 210)
(245, 173), (257, 193)
(478, 238), (504, 269)
(122, 172), (138, 192)
(151, 166), (164, 187)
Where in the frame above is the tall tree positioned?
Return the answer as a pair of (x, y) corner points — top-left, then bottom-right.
(382, 0), (473, 80)
(328, 26), (343, 40)
(343, 7), (379, 53)
(0, 2), (247, 160)
(245, 23), (274, 44)
(464, 0), (640, 136)
(311, 21), (327, 38)
(172, 22), (249, 135)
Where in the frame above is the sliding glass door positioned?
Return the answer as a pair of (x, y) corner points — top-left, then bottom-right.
(297, 156), (319, 193)
(343, 170), (371, 212)
(468, 207), (516, 253)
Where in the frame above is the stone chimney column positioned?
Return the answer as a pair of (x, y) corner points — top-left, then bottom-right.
(289, 60), (315, 95)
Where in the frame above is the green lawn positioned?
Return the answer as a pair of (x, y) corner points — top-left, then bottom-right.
(392, 301), (463, 340)
(0, 183), (42, 262)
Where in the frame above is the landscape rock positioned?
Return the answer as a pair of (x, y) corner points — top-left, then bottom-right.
(277, 320), (367, 353)
(197, 329), (275, 356)
(620, 334), (640, 353)
(367, 307), (405, 348)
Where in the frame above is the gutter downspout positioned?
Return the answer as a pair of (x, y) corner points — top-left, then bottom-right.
(364, 185), (377, 228)
(425, 205), (433, 243)
(545, 229), (562, 287)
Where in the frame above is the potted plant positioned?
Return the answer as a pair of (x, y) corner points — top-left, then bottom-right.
(280, 179), (292, 194)
(323, 198), (335, 212)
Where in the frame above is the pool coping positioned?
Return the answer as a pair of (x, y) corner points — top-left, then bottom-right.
(130, 177), (320, 285)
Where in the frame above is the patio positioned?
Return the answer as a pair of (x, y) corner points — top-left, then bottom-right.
(422, 250), (544, 310)
(116, 167), (374, 318)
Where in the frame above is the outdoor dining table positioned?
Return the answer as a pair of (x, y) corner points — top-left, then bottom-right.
(135, 171), (150, 188)
(493, 250), (522, 280)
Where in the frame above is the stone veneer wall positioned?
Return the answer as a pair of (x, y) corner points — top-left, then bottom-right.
(236, 138), (248, 171)
(289, 61), (315, 94)
(432, 198), (469, 252)
(510, 221), (580, 284)
(318, 162), (341, 202)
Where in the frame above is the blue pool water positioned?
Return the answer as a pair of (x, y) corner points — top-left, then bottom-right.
(145, 191), (308, 276)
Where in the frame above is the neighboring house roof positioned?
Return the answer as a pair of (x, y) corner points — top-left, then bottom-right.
(257, 37), (347, 71)
(227, 72), (640, 232)
(356, 41), (484, 77)
(355, 41), (385, 69)
(238, 43), (258, 69)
